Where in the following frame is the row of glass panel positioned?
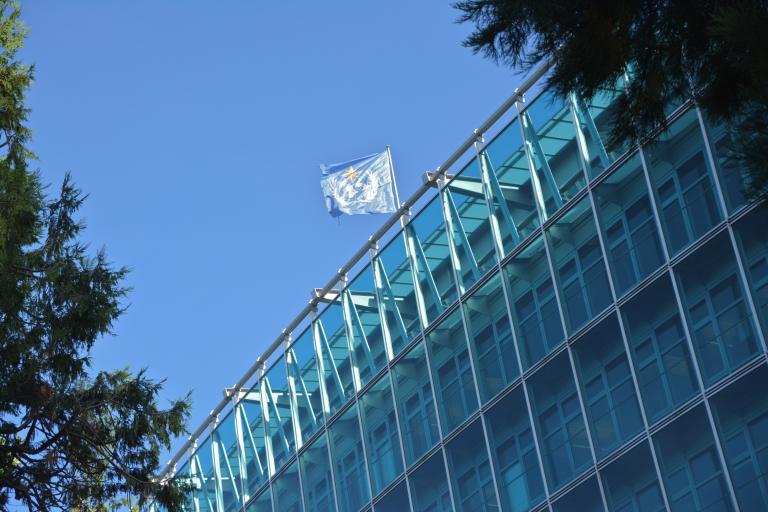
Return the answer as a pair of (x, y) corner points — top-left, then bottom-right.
(165, 83), (763, 511)
(173, 198), (768, 512)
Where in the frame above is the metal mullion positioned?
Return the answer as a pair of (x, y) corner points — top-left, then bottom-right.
(584, 169), (672, 511)
(233, 401), (249, 504)
(239, 404), (266, 483)
(284, 337), (306, 454)
(322, 427), (342, 512)
(638, 133), (743, 511)
(570, 93), (610, 169)
(374, 256), (410, 358)
(695, 107), (768, 355)
(538, 189), (607, 510)
(516, 101), (550, 226)
(479, 149), (522, 247)
(475, 131), (555, 511)
(521, 110), (565, 210)
(371, 254), (397, 362)
(317, 320), (346, 404)
(341, 287), (366, 390)
(288, 347), (319, 433)
(263, 377), (291, 457)
(311, 310), (333, 418)
(433, 174), (505, 512)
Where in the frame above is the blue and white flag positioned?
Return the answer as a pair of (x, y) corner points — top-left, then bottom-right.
(320, 150), (397, 218)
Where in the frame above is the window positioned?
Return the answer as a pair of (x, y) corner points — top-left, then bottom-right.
(410, 452), (453, 512)
(602, 443), (666, 512)
(558, 235), (612, 331)
(446, 420), (499, 512)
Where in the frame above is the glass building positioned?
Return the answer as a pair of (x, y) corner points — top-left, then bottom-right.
(156, 69), (768, 512)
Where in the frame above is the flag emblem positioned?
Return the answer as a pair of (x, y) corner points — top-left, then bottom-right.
(320, 150), (396, 218)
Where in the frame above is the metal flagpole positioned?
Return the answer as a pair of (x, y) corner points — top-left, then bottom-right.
(385, 145), (401, 208)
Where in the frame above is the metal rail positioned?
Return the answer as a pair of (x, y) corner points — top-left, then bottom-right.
(158, 60), (551, 481)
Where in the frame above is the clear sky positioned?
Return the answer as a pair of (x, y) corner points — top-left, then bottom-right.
(20, 2), (523, 461)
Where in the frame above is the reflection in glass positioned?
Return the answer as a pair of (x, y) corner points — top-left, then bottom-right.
(391, 341), (439, 465)
(299, 433), (335, 512)
(328, 404), (371, 512)
(462, 274), (519, 402)
(732, 208), (768, 337)
(601, 442), (666, 512)
(239, 391), (269, 497)
(675, 233), (760, 386)
(573, 314), (643, 458)
(621, 275), (699, 423)
(287, 328), (324, 445)
(426, 309), (478, 433)
(314, 300), (355, 417)
(273, 460), (303, 512)
(552, 476), (604, 512)
(485, 388), (545, 511)
(445, 420), (499, 511)
(654, 406), (733, 511)
(409, 451), (453, 512)
(245, 486), (272, 512)
(211, 410), (244, 510)
(504, 237), (564, 369)
(547, 197), (612, 333)
(375, 480), (410, 511)
(263, 356), (295, 473)
(594, 153), (664, 296)
(644, 109), (723, 257)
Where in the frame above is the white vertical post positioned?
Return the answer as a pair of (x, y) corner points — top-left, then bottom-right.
(386, 145), (402, 210)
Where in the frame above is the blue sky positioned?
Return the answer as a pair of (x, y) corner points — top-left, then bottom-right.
(20, 2), (522, 461)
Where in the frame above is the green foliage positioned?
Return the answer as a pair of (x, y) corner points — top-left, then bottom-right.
(455, 0), (768, 202)
(0, 2), (191, 510)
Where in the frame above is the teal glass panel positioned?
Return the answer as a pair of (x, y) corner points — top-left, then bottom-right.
(246, 486), (272, 512)
(546, 197), (612, 333)
(733, 208), (768, 337)
(621, 275), (699, 423)
(212, 410), (244, 511)
(573, 314), (643, 459)
(426, 308), (479, 433)
(443, 158), (498, 292)
(580, 81), (629, 177)
(602, 442), (666, 512)
(504, 236), (564, 369)
(701, 117), (750, 212)
(483, 117), (540, 252)
(391, 341), (439, 465)
(287, 327), (324, 445)
(675, 232), (760, 386)
(594, 153), (665, 296)
(273, 460), (303, 512)
(359, 374), (404, 495)
(445, 419), (499, 511)
(485, 387), (545, 511)
(329, 404), (371, 512)
(528, 352), (593, 491)
(345, 264), (388, 389)
(315, 299), (355, 417)
(521, 89), (587, 218)
(375, 480), (410, 511)
(644, 109), (723, 257)
(711, 365), (768, 510)
(239, 394), (270, 496)
(552, 476), (604, 512)
(409, 451), (453, 512)
(263, 355), (295, 472)
(462, 273), (519, 402)
(654, 406), (733, 511)
(376, 232), (422, 355)
(299, 433), (336, 512)
(408, 197), (458, 323)
(190, 437), (217, 512)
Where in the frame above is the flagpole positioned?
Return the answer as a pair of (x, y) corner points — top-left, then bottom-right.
(385, 145), (401, 209)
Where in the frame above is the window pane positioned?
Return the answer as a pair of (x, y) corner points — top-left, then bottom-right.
(246, 486), (272, 512)
(528, 352), (593, 490)
(504, 236), (564, 370)
(328, 404), (371, 512)
(345, 264), (388, 389)
(521, 90), (587, 218)
(315, 299), (355, 417)
(299, 433), (336, 512)
(701, 117), (750, 212)
(239, 392), (269, 496)
(644, 109), (723, 257)
(547, 197), (612, 333)
(273, 460), (303, 512)
(211, 410), (244, 511)
(711, 366), (768, 510)
(732, 207), (768, 338)
(483, 117), (541, 250)
(262, 356), (295, 473)
(391, 341), (439, 465)
(675, 232), (760, 386)
(594, 153), (664, 296)
(602, 442), (665, 512)
(359, 374), (404, 495)
(654, 406), (732, 512)
(443, 158), (498, 292)
(408, 197), (458, 323)
(445, 419), (499, 512)
(552, 476), (605, 512)
(462, 273), (519, 402)
(287, 328), (324, 445)
(485, 387), (545, 511)
(426, 309), (479, 433)
(573, 314), (643, 458)
(375, 232), (423, 356)
(410, 451), (453, 512)
(375, 480), (410, 512)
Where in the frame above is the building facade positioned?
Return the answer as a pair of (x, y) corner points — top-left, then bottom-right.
(162, 71), (768, 512)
